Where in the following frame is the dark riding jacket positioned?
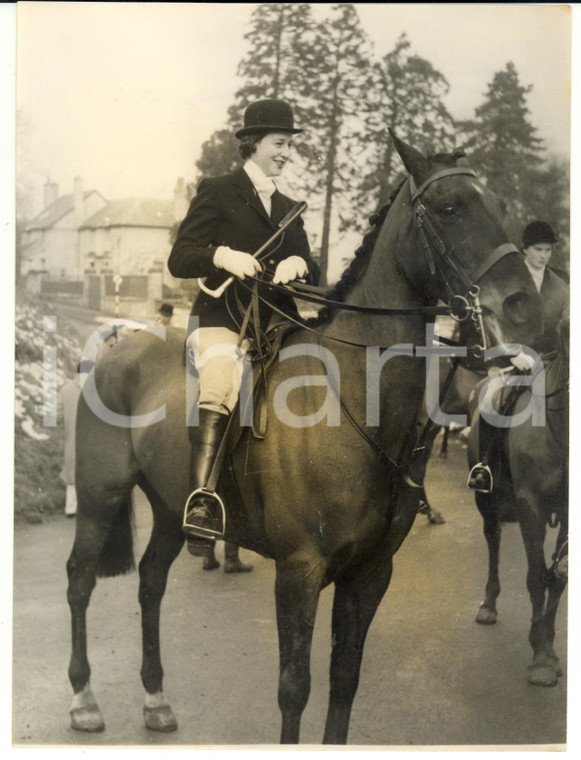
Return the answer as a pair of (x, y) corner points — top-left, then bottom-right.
(168, 168), (319, 332)
(534, 266), (569, 355)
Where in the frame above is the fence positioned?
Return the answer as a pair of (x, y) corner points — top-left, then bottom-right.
(40, 280), (84, 296)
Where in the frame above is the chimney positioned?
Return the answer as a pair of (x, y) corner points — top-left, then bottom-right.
(173, 177), (188, 222)
(73, 176), (85, 227)
(44, 177), (59, 208)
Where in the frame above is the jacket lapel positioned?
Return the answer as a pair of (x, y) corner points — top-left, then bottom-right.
(232, 167), (276, 228)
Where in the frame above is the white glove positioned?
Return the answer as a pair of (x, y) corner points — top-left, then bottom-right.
(214, 246), (262, 279)
(510, 351), (535, 373)
(273, 256), (308, 285)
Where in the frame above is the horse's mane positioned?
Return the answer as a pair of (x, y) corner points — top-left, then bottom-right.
(306, 177), (406, 327)
(306, 150), (467, 328)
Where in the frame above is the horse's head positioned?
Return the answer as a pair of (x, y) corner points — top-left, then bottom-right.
(388, 131), (542, 361)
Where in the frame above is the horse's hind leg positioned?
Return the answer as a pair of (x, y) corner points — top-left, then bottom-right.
(323, 554), (394, 745)
(275, 548), (327, 744)
(67, 405), (139, 731)
(67, 486), (136, 731)
(137, 480), (184, 732)
(475, 494), (501, 625)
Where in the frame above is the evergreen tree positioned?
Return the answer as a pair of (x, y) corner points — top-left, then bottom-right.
(460, 62), (545, 219)
(304, 3), (375, 284)
(195, 4), (319, 186)
(350, 33), (455, 229)
(460, 62), (569, 271)
(196, 129), (241, 181)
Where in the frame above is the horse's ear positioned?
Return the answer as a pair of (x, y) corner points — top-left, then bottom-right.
(389, 129), (429, 185)
(452, 148), (471, 167)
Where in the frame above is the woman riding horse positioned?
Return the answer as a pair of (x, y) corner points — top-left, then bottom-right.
(168, 99), (319, 556)
(66, 132), (544, 743)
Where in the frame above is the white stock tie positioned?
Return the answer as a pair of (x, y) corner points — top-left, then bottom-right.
(255, 178), (276, 216)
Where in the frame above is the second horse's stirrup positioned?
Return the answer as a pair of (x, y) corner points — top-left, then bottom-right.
(467, 463), (494, 494)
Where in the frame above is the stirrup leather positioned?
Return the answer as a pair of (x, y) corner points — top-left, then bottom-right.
(467, 463), (493, 494)
(182, 488), (226, 539)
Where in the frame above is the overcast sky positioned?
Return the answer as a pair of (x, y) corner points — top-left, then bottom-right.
(17, 2), (571, 211)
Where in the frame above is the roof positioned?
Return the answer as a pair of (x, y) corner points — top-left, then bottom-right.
(80, 199), (176, 230)
(25, 191), (103, 231)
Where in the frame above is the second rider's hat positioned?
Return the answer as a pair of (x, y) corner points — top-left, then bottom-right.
(235, 99), (302, 139)
(522, 221), (557, 247)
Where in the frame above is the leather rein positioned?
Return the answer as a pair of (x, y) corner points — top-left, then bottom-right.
(235, 167), (519, 357)
(227, 167), (520, 471)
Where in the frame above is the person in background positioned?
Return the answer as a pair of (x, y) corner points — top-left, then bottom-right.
(467, 220), (569, 492)
(154, 303), (174, 326)
(58, 363), (85, 517)
(202, 541), (254, 574)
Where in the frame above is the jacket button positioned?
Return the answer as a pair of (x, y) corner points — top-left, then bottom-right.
(269, 259), (275, 265)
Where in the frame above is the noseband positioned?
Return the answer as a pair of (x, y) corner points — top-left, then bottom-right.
(410, 168), (519, 358)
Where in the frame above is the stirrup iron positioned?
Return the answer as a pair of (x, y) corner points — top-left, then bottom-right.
(467, 463), (493, 494)
(182, 488), (227, 539)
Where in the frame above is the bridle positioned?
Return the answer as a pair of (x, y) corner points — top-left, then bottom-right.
(409, 167), (519, 358)
(231, 165), (520, 359)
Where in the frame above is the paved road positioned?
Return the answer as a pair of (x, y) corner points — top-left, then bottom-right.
(12, 434), (567, 748)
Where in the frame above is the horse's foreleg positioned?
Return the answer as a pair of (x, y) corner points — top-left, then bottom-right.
(138, 496), (184, 732)
(275, 551), (326, 744)
(517, 502), (565, 687)
(475, 496), (501, 625)
(323, 554), (394, 745)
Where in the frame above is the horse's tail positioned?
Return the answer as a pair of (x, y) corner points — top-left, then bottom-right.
(96, 492), (136, 578)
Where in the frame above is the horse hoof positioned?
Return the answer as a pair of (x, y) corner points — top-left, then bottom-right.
(144, 704), (178, 732)
(528, 664), (559, 687)
(438, 452), (448, 461)
(428, 510), (445, 525)
(70, 705), (105, 732)
(475, 603), (497, 625)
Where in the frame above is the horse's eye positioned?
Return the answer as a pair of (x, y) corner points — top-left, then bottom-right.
(437, 204), (457, 218)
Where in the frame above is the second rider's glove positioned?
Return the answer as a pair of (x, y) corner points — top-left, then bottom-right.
(273, 256), (308, 285)
(214, 246), (262, 279)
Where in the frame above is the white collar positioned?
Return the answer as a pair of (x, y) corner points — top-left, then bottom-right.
(244, 160), (276, 194)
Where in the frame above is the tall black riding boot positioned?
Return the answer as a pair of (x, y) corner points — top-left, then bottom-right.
(183, 408), (229, 556)
(467, 415), (495, 493)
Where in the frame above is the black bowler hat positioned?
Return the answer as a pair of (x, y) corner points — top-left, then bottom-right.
(159, 303), (174, 317)
(235, 99), (302, 139)
(522, 221), (557, 247)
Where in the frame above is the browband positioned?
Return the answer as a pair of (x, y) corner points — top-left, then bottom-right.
(410, 167), (478, 204)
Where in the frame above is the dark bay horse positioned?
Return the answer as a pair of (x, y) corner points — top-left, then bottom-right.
(66, 133), (542, 744)
(469, 312), (568, 687)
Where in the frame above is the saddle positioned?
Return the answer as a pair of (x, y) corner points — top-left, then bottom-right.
(238, 319), (301, 442)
